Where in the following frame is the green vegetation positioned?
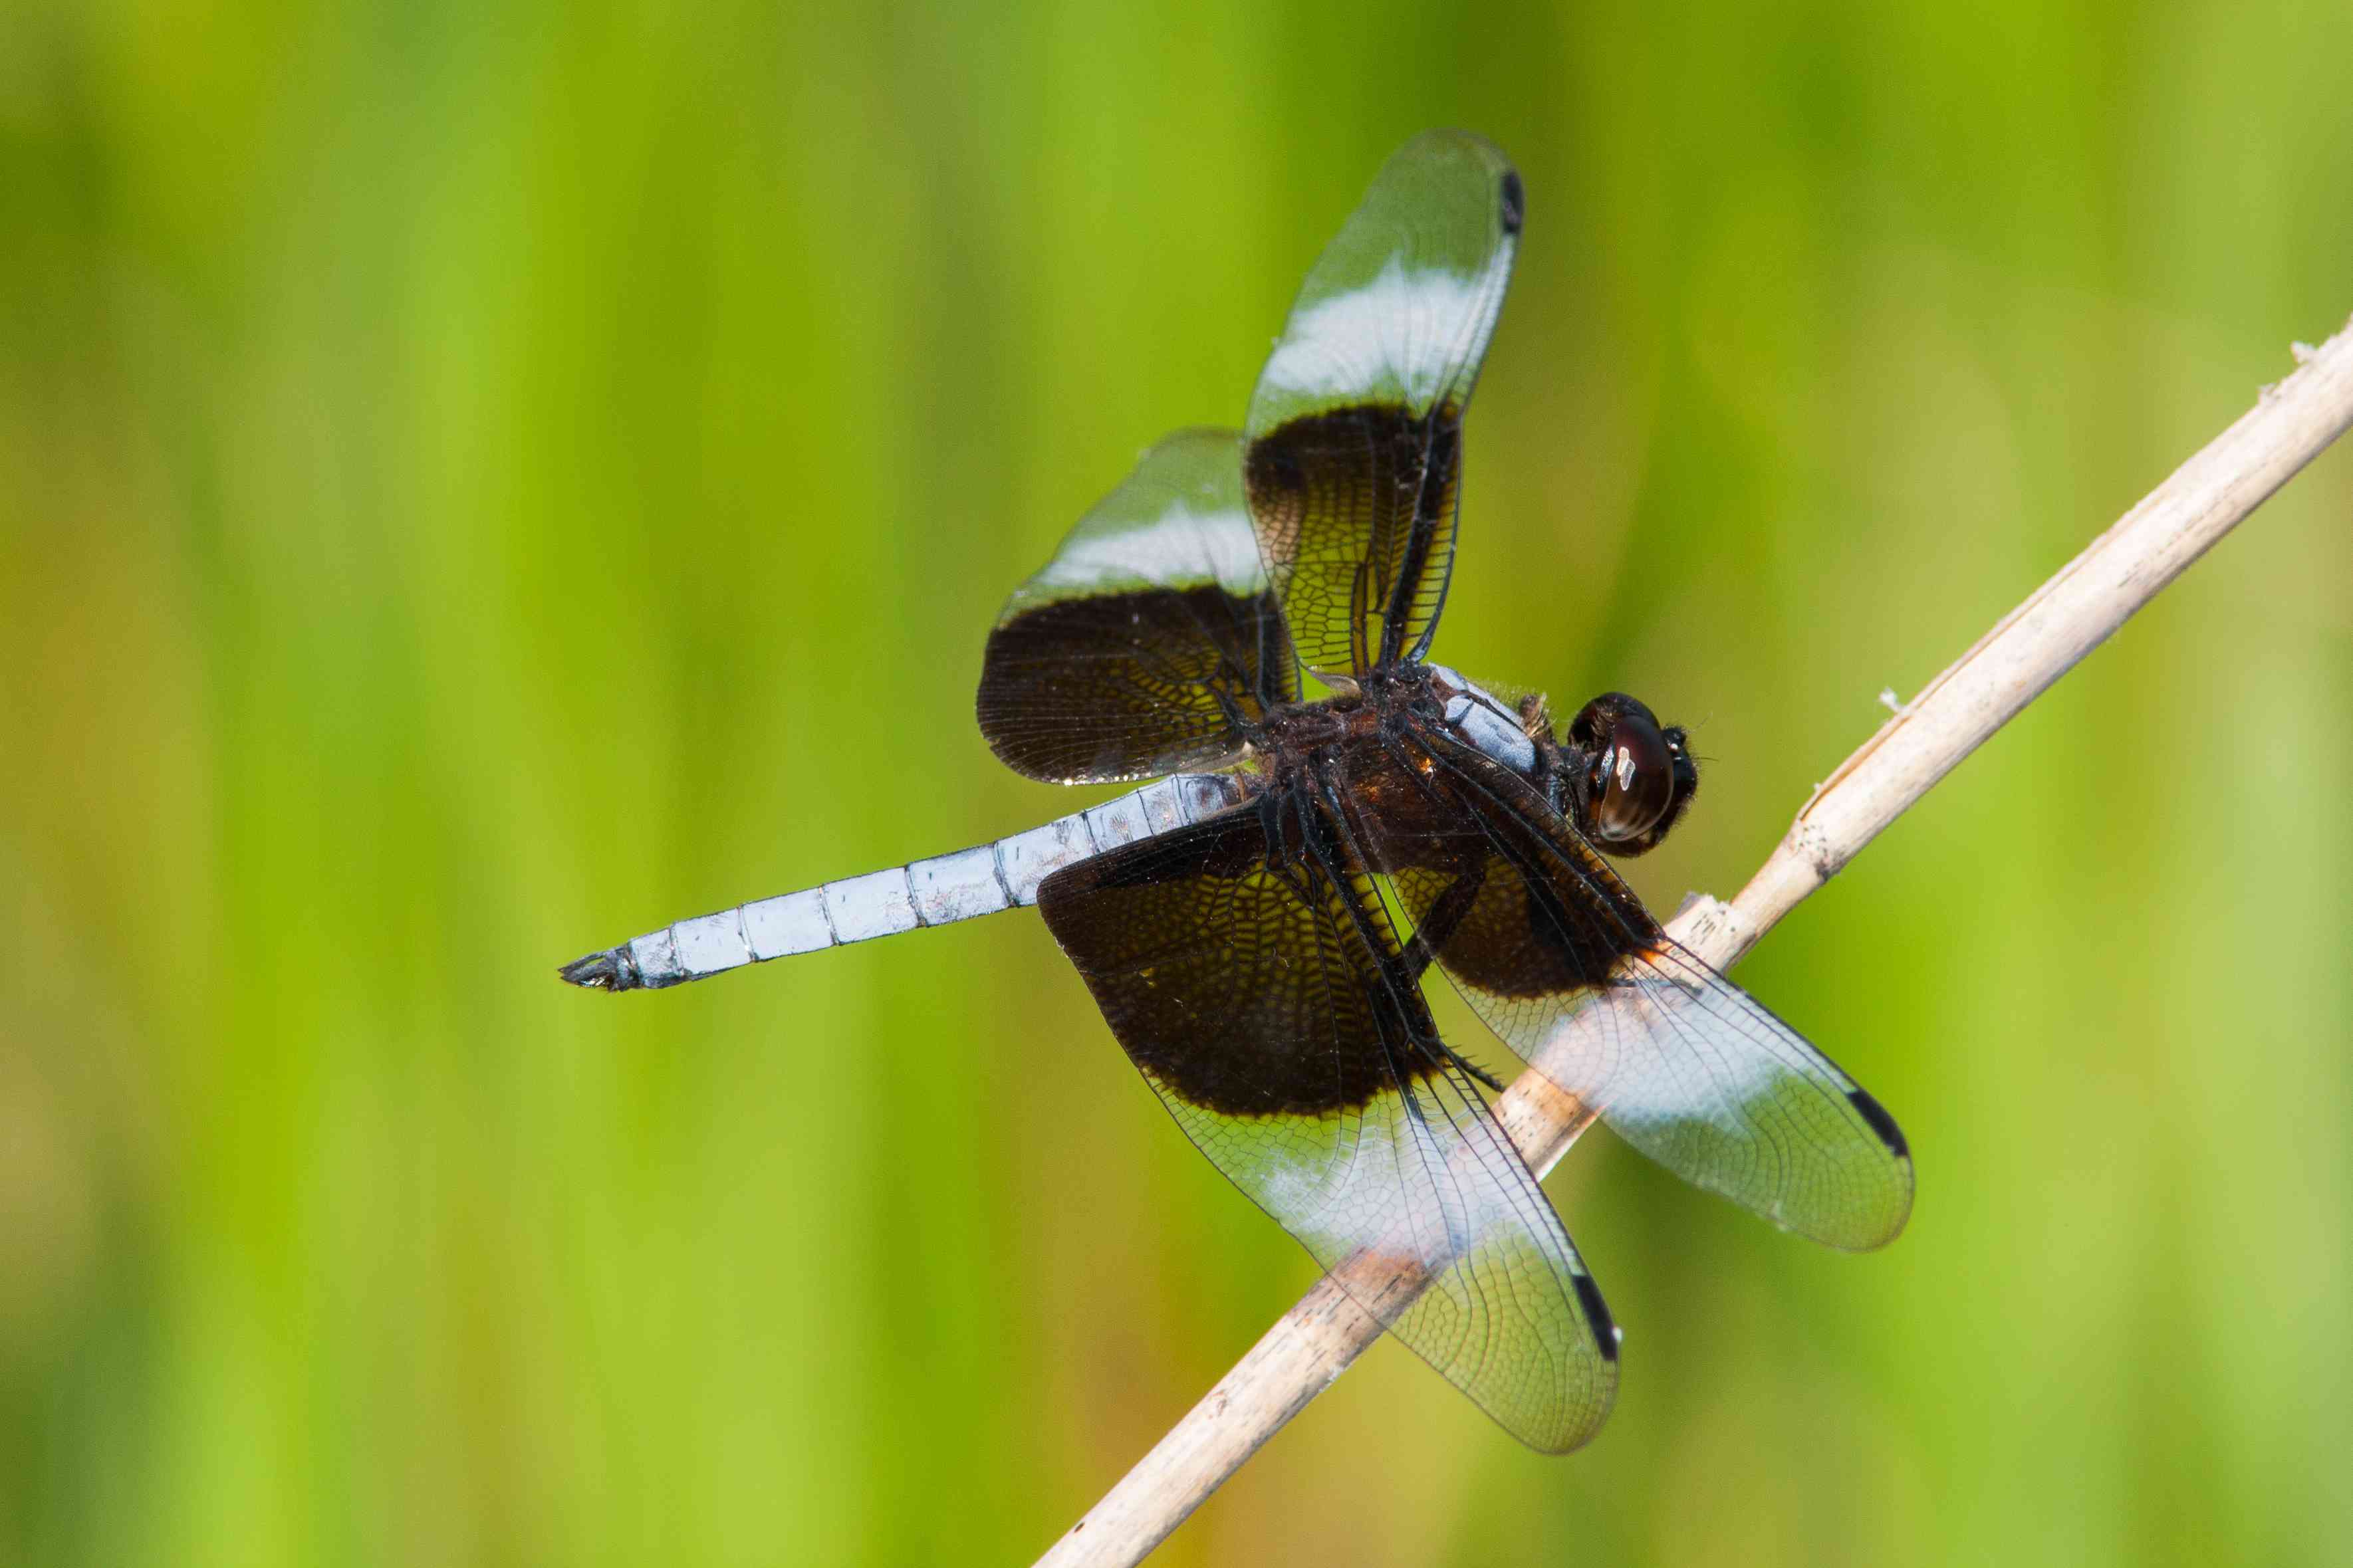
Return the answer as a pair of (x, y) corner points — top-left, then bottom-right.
(3, 1), (2349, 1563)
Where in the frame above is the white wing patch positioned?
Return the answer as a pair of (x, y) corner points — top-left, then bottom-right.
(1027, 500), (1267, 596)
(1258, 253), (1513, 408)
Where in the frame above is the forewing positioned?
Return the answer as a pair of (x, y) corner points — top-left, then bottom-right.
(1349, 729), (1914, 1253)
(1243, 130), (1521, 678)
(979, 430), (1297, 784)
(1035, 792), (1617, 1452)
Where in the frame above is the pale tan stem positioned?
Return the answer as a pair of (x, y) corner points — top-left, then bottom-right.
(1035, 316), (2353, 1568)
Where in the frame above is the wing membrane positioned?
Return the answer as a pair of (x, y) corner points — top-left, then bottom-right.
(978, 430), (1297, 784)
(1243, 130), (1521, 678)
(1035, 790), (1616, 1452)
(1347, 729), (1914, 1253)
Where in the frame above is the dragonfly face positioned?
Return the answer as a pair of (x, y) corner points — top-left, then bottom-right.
(562, 130), (1910, 1454)
(1564, 691), (1698, 855)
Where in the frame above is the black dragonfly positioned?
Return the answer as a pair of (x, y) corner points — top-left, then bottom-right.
(562, 130), (1912, 1452)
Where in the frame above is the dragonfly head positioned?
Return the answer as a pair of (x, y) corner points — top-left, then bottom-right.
(1566, 693), (1697, 857)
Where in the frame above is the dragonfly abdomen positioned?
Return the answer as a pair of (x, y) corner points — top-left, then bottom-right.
(558, 772), (1249, 992)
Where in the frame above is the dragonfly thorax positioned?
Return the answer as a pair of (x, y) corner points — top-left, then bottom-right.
(1423, 663), (1547, 779)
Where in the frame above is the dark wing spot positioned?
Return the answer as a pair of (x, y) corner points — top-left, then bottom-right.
(1244, 402), (1463, 673)
(1499, 169), (1525, 236)
(1571, 1271), (1617, 1362)
(978, 584), (1280, 782)
(1845, 1087), (1910, 1161)
(1036, 801), (1436, 1119)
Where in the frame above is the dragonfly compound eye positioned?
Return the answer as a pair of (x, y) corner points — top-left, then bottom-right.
(1590, 709), (1676, 843)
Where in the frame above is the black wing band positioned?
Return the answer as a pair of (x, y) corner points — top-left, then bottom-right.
(1242, 130), (1522, 679)
(1034, 787), (1618, 1450)
(1346, 728), (1914, 1252)
(978, 430), (1295, 783)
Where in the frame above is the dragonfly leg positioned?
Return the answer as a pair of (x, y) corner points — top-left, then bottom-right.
(1401, 861), (1485, 984)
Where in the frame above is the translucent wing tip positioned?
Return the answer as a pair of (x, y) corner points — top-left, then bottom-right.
(1834, 1085), (1916, 1251)
(558, 946), (641, 992)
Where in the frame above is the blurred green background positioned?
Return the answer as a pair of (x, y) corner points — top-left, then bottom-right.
(5, 1), (2352, 1563)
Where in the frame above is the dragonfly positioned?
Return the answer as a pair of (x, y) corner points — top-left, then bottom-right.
(560, 129), (1912, 1453)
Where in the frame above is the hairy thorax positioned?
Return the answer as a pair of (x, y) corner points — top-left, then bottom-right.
(1239, 661), (1558, 841)
(1253, 659), (1543, 760)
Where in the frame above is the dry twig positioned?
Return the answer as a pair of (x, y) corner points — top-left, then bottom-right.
(1035, 314), (2353, 1568)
